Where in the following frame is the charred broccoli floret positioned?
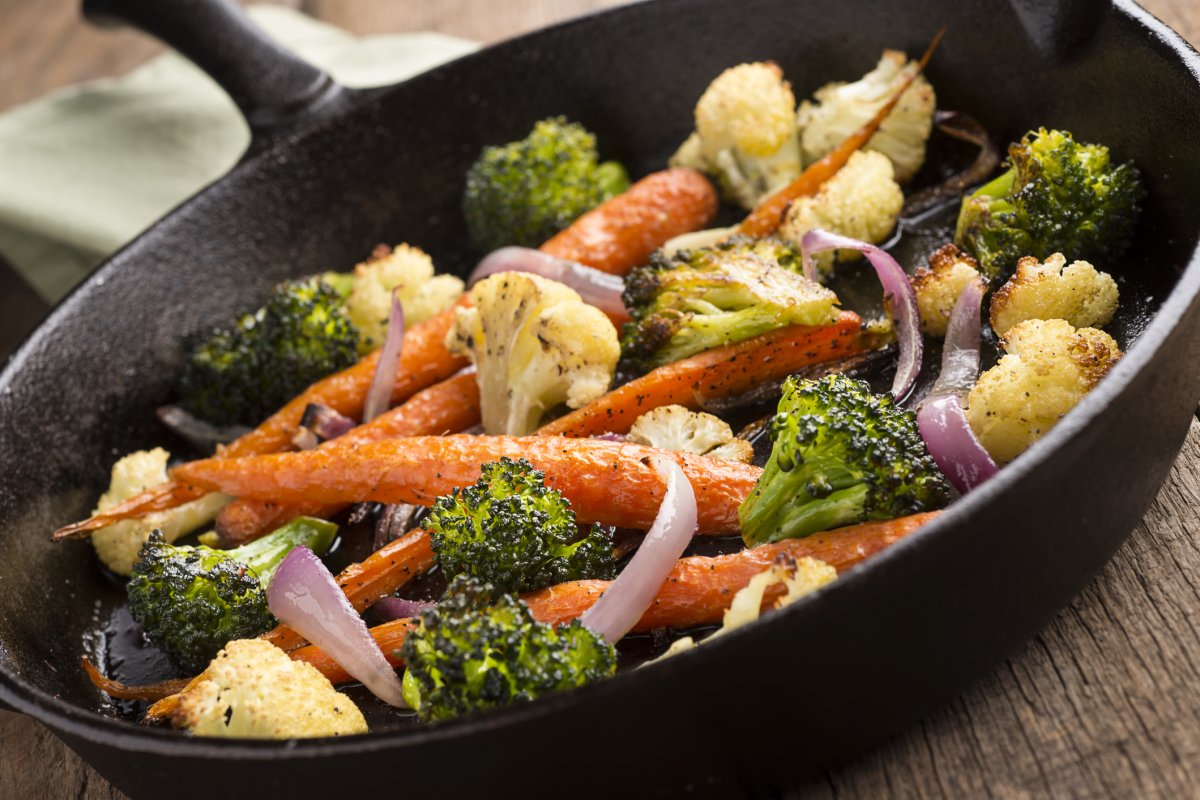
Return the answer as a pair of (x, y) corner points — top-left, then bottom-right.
(738, 374), (951, 545)
(128, 517), (338, 671)
(620, 235), (840, 373)
(179, 279), (359, 427)
(954, 128), (1144, 279)
(462, 117), (629, 252)
(427, 458), (615, 594)
(400, 576), (616, 722)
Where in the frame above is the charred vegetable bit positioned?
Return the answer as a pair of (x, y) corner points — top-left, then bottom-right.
(427, 457), (615, 594)
(463, 116), (630, 252)
(620, 235), (839, 373)
(955, 128), (1144, 279)
(179, 279), (359, 427)
(400, 576), (616, 722)
(127, 517), (338, 672)
(739, 374), (950, 545)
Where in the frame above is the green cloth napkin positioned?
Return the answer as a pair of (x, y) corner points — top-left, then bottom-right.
(0, 6), (477, 303)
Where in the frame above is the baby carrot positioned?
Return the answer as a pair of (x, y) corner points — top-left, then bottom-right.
(213, 371), (482, 547)
(536, 311), (864, 438)
(172, 436), (761, 536)
(737, 30), (944, 238)
(539, 168), (719, 275)
(290, 512), (937, 683)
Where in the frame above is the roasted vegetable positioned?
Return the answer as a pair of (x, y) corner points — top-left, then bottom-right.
(626, 405), (753, 462)
(173, 639), (366, 739)
(988, 252), (1118, 337)
(344, 244), (464, 352)
(738, 374), (951, 545)
(796, 49), (936, 183)
(912, 243), (985, 337)
(463, 116), (630, 252)
(427, 457), (616, 594)
(400, 576), (616, 721)
(447, 272), (619, 435)
(670, 62), (803, 209)
(966, 318), (1121, 463)
(620, 235), (839, 372)
(179, 279), (360, 428)
(954, 128), (1144, 279)
(127, 517), (337, 671)
(778, 150), (904, 275)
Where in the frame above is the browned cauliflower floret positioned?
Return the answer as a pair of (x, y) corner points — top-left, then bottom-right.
(779, 150), (903, 274)
(173, 639), (367, 739)
(912, 244), (984, 337)
(988, 253), (1119, 338)
(671, 62), (802, 209)
(626, 405), (754, 463)
(796, 49), (936, 183)
(346, 243), (464, 352)
(966, 319), (1121, 464)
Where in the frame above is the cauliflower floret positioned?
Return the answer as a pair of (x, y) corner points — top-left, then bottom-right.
(966, 319), (1122, 464)
(346, 244), (464, 352)
(796, 49), (936, 183)
(173, 639), (367, 739)
(989, 253), (1119, 338)
(779, 150), (903, 274)
(652, 557), (836, 661)
(91, 448), (229, 576)
(626, 405), (754, 463)
(447, 272), (619, 435)
(912, 244), (984, 337)
(671, 62), (802, 209)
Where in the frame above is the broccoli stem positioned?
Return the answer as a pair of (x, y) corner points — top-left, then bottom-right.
(740, 462), (869, 545)
(228, 516), (338, 586)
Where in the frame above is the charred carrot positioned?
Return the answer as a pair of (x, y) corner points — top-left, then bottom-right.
(536, 311), (864, 438)
(539, 168), (718, 275)
(290, 512), (936, 684)
(172, 436), (760, 536)
(214, 372), (482, 547)
(737, 30), (944, 238)
(81, 658), (190, 702)
(52, 306), (471, 541)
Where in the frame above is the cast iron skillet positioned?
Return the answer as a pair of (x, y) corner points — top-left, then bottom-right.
(2, 0), (1200, 796)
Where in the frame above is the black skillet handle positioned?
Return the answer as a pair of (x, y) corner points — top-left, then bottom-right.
(82, 0), (345, 138)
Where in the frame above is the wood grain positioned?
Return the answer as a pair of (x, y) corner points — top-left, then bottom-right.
(0, 1), (1197, 798)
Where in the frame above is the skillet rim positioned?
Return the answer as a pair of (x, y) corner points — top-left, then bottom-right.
(1, 0), (1199, 763)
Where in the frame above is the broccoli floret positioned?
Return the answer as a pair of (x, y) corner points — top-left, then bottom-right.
(427, 458), (615, 594)
(179, 279), (359, 427)
(462, 117), (630, 252)
(620, 235), (840, 373)
(400, 576), (616, 722)
(954, 128), (1144, 279)
(128, 517), (338, 671)
(738, 374), (951, 545)
(447, 272), (619, 435)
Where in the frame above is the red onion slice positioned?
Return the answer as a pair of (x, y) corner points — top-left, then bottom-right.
(363, 291), (406, 422)
(374, 596), (437, 621)
(800, 229), (922, 401)
(467, 247), (627, 317)
(579, 457), (697, 644)
(916, 276), (997, 493)
(156, 406), (250, 453)
(267, 546), (408, 707)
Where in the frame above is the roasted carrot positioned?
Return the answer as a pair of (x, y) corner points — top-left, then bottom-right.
(290, 512), (936, 684)
(537, 311), (864, 438)
(172, 436), (760, 536)
(539, 168), (718, 275)
(214, 372), (482, 547)
(261, 529), (436, 652)
(737, 30), (944, 238)
(81, 658), (190, 702)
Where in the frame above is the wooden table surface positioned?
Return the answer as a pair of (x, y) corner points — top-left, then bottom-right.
(2, 1), (1199, 797)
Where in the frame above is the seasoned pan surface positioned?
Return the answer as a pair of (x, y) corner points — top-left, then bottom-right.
(2, 0), (1200, 796)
